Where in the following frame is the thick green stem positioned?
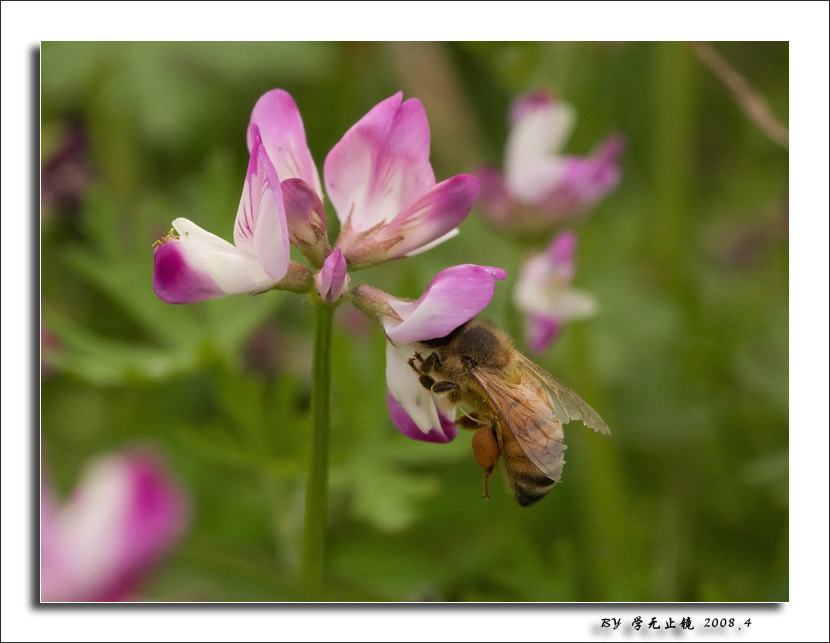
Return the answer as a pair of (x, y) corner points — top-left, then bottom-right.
(301, 297), (335, 586)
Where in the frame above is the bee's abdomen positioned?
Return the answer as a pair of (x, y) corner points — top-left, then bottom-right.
(509, 468), (556, 507)
(500, 435), (556, 506)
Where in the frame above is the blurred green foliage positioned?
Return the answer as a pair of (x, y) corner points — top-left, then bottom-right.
(40, 42), (788, 602)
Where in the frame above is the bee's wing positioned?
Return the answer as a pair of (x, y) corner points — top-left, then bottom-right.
(468, 357), (610, 482)
(517, 355), (611, 437)
(468, 364), (567, 481)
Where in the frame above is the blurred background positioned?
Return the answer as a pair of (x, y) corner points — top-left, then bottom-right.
(39, 41), (788, 602)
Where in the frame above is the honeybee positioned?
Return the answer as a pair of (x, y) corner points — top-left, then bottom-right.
(407, 318), (610, 506)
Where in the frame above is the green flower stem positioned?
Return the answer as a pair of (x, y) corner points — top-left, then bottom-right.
(301, 296), (335, 586)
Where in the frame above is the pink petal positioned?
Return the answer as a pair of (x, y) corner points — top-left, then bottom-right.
(527, 313), (562, 354)
(111, 452), (190, 593)
(235, 131), (290, 282)
(324, 92), (435, 232)
(315, 248), (350, 303)
(152, 219), (275, 304)
(281, 177), (330, 267)
(152, 229), (224, 304)
(538, 133), (625, 216)
(386, 391), (457, 443)
(594, 132), (627, 167)
(509, 90), (552, 124)
(281, 177), (327, 244)
(384, 264), (507, 344)
(549, 230), (577, 280)
(376, 174), (479, 259)
(248, 89), (323, 200)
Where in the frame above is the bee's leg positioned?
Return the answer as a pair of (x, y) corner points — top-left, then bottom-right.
(431, 380), (458, 394)
(406, 368), (461, 400)
(457, 412), (486, 431)
(420, 352), (441, 374)
(407, 352), (462, 403)
(408, 353), (460, 398)
(415, 374), (436, 391)
(408, 352), (437, 379)
(471, 424), (500, 500)
(408, 354), (433, 391)
(417, 378), (460, 405)
(408, 351), (439, 374)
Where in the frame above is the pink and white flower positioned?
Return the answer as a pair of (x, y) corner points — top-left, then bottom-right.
(514, 231), (597, 354)
(154, 89), (479, 304)
(41, 448), (189, 602)
(153, 129), (308, 304)
(352, 264), (506, 443)
(477, 91), (624, 232)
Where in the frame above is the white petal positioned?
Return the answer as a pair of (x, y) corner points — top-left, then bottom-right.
(385, 340), (444, 435)
(506, 101), (576, 204)
(172, 218), (275, 294)
(515, 276), (598, 321)
(552, 288), (599, 321)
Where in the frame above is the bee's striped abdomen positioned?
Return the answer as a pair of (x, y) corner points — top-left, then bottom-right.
(508, 468), (556, 506)
(499, 426), (558, 506)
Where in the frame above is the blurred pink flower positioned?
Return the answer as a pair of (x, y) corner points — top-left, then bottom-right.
(514, 231), (597, 353)
(352, 264), (506, 443)
(41, 448), (190, 602)
(41, 124), (93, 214)
(40, 324), (60, 377)
(477, 91), (624, 232)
